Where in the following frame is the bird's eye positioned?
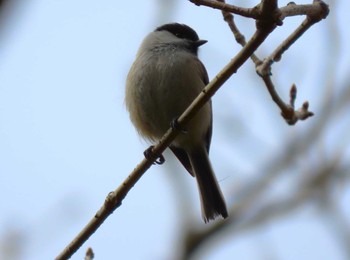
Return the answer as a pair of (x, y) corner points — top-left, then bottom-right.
(175, 33), (184, 39)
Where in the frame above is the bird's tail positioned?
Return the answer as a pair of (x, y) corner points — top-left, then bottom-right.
(189, 147), (228, 222)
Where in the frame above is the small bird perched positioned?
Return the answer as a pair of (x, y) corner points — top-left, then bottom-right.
(125, 23), (228, 222)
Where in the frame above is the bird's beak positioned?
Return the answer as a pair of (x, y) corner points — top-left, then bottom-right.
(194, 39), (208, 47)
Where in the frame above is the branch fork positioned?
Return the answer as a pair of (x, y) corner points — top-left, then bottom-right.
(56, 1), (330, 259)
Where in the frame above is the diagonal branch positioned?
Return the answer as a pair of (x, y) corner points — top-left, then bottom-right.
(56, 1), (330, 259)
(257, 3), (329, 75)
(55, 9), (278, 260)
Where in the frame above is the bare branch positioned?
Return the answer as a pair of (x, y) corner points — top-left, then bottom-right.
(279, 0), (330, 20)
(218, 0), (262, 66)
(255, 5), (328, 124)
(257, 5), (328, 75)
(56, 9), (278, 259)
(190, 0), (329, 21)
(219, 0), (329, 125)
(190, 0), (261, 19)
(178, 1), (345, 259)
(56, 1), (331, 258)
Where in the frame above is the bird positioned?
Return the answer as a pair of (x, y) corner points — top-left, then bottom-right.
(125, 23), (228, 222)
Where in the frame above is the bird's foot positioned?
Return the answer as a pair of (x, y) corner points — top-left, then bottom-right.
(143, 146), (165, 165)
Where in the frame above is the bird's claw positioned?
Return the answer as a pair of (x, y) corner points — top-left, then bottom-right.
(143, 146), (165, 165)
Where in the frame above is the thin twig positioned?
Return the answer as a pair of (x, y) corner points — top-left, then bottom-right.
(257, 5), (329, 75)
(191, 0), (328, 21)
(219, 0), (329, 125)
(279, 0), (330, 20)
(218, 0), (262, 65)
(256, 2), (328, 124)
(190, 0), (261, 19)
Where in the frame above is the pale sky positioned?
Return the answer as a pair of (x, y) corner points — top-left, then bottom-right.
(0, 1), (349, 259)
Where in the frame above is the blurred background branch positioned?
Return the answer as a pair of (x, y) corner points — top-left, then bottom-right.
(0, 0), (348, 259)
(177, 1), (350, 259)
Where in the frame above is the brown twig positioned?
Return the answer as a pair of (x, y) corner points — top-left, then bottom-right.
(190, 0), (261, 19)
(256, 1), (328, 124)
(218, 0), (329, 125)
(218, 0), (262, 66)
(191, 0), (328, 21)
(279, 0), (330, 20)
(257, 3), (329, 76)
